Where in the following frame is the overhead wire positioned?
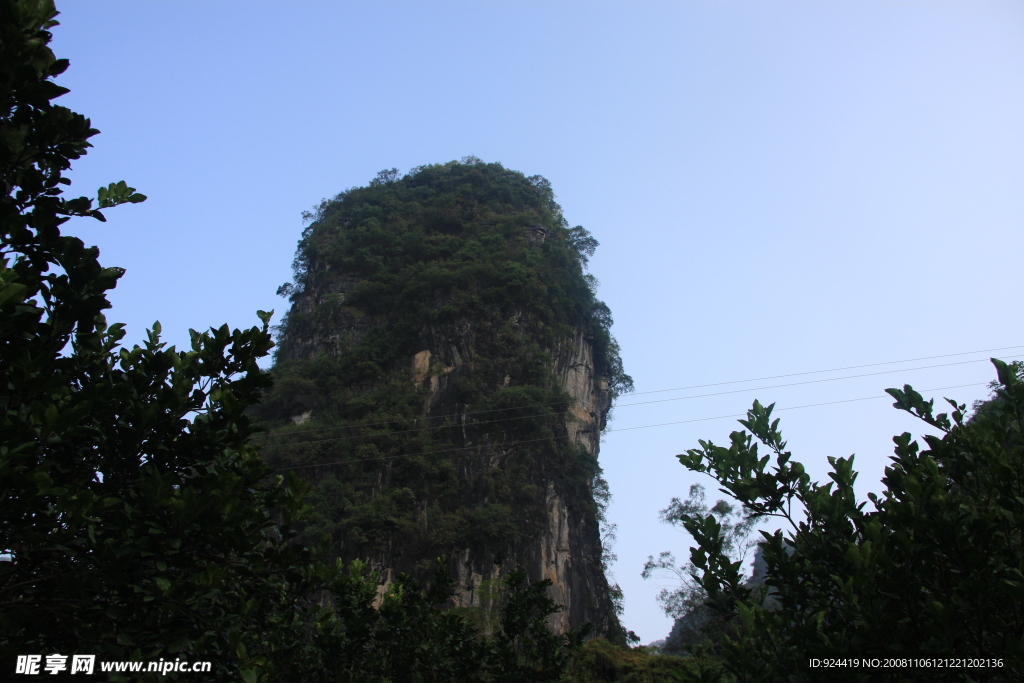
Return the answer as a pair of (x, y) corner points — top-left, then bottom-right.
(255, 353), (1021, 447)
(264, 407), (568, 443)
(613, 358), (1014, 409)
(607, 381), (985, 433)
(624, 344), (1024, 397)
(270, 380), (990, 471)
(254, 345), (1023, 438)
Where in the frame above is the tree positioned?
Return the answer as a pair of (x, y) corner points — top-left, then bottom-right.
(0, 2), (321, 677)
(304, 563), (589, 683)
(642, 484), (758, 656)
(669, 359), (1024, 682)
(1, 4), (584, 680)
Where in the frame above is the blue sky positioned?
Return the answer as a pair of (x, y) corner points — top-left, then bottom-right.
(51, 1), (1024, 644)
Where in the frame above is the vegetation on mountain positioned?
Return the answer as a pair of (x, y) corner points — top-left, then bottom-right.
(253, 158), (632, 640)
(659, 360), (1024, 682)
(275, 160), (629, 396)
(0, 2), (584, 680)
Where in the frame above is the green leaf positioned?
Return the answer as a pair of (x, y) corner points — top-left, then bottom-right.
(0, 282), (28, 307)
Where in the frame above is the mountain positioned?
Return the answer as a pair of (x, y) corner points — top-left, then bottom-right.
(253, 158), (632, 641)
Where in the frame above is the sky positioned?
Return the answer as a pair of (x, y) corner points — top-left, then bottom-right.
(50, 1), (1024, 644)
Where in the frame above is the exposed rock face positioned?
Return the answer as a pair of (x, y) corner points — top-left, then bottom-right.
(408, 328), (614, 633)
(277, 272), (370, 362)
(261, 160), (630, 639)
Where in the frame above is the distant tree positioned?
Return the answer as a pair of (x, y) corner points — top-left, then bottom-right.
(670, 359), (1024, 682)
(642, 484), (758, 656)
(369, 167), (400, 186)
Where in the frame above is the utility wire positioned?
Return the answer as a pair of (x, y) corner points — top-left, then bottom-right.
(271, 381), (988, 471)
(257, 355), (1019, 446)
(274, 434), (573, 470)
(263, 408), (567, 443)
(614, 358), (1015, 409)
(255, 345), (1022, 438)
(606, 381), (984, 433)
(625, 344), (1024, 397)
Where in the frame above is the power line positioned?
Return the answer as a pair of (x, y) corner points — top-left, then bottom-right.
(256, 355), (1019, 446)
(274, 434), (573, 470)
(271, 381), (989, 471)
(252, 402), (572, 439)
(262, 409), (567, 444)
(614, 358), (1014, 409)
(606, 381), (985, 433)
(625, 344), (1024, 397)
(255, 345), (1022, 437)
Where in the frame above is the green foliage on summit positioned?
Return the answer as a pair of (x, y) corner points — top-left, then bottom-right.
(276, 160), (628, 395)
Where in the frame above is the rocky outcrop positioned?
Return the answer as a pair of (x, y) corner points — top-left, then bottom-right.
(409, 327), (614, 634)
(275, 271), (371, 364)
(262, 160), (628, 639)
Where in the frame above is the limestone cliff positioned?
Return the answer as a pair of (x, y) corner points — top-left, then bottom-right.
(256, 159), (631, 640)
(403, 328), (613, 634)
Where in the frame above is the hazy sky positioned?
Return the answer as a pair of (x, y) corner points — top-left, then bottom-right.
(52, 1), (1024, 644)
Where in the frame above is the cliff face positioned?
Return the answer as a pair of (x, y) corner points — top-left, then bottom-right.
(409, 327), (613, 633)
(258, 160), (630, 639)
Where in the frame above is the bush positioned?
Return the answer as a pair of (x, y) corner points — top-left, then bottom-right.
(563, 637), (699, 682)
(671, 359), (1024, 682)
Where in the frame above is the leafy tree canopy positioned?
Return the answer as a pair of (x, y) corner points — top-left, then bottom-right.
(275, 157), (631, 397)
(666, 359), (1024, 682)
